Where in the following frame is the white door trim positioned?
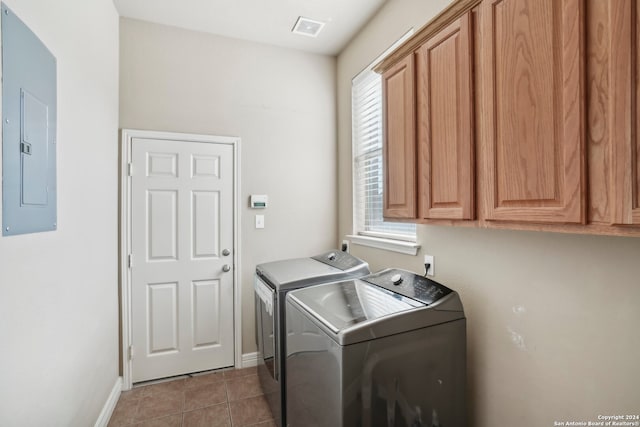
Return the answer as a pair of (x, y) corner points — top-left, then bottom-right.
(120, 129), (241, 390)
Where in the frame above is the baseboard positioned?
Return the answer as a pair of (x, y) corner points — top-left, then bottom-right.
(241, 352), (258, 368)
(94, 376), (122, 427)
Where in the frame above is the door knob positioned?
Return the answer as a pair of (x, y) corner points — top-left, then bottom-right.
(222, 249), (230, 256)
(222, 264), (231, 273)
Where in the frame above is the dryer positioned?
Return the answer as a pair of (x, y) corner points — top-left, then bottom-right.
(255, 250), (370, 427)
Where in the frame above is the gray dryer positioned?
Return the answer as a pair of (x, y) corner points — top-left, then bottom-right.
(255, 250), (370, 427)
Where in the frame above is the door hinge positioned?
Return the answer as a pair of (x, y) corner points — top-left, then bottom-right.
(127, 162), (133, 177)
(128, 254), (133, 269)
(128, 345), (134, 361)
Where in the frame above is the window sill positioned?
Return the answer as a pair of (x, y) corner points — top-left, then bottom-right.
(347, 234), (421, 256)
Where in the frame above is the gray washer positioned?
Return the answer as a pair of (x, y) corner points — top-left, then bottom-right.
(285, 268), (466, 427)
(255, 250), (370, 427)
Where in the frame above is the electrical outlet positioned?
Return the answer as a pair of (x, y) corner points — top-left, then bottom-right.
(341, 239), (350, 252)
(424, 254), (434, 277)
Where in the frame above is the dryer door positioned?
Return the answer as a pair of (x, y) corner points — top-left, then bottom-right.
(255, 276), (277, 380)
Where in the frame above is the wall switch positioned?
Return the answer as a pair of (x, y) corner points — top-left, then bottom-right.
(255, 215), (265, 229)
(341, 239), (350, 252)
(424, 254), (434, 277)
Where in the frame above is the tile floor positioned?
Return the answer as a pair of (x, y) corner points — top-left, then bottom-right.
(108, 367), (276, 427)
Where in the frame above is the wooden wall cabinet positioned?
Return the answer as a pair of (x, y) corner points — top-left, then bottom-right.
(479, 0), (585, 224)
(416, 13), (475, 220)
(376, 0), (640, 237)
(610, 0), (640, 225)
(382, 55), (417, 219)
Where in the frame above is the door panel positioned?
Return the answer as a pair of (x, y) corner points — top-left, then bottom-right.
(148, 282), (179, 354)
(192, 279), (221, 347)
(131, 138), (234, 383)
(192, 155), (220, 178)
(192, 191), (220, 258)
(148, 153), (178, 177)
(611, 0), (640, 225)
(417, 12), (474, 220)
(383, 55), (417, 219)
(480, 0), (585, 223)
(147, 190), (178, 260)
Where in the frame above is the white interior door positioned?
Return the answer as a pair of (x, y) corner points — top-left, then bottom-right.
(130, 137), (235, 383)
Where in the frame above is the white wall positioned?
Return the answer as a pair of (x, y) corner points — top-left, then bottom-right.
(338, 1), (640, 426)
(119, 18), (338, 353)
(0, 0), (120, 426)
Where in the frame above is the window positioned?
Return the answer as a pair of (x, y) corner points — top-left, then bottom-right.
(351, 32), (418, 253)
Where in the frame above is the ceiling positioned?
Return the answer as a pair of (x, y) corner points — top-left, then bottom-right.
(112, 0), (388, 55)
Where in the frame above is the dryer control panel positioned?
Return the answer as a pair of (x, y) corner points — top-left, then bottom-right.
(311, 250), (365, 271)
(364, 268), (453, 305)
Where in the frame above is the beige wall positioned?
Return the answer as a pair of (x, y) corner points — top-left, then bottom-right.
(119, 18), (338, 354)
(338, 1), (640, 425)
(0, 0), (120, 425)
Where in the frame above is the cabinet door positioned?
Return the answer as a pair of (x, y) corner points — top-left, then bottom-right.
(611, 0), (640, 225)
(479, 0), (585, 223)
(383, 55), (417, 219)
(416, 12), (474, 220)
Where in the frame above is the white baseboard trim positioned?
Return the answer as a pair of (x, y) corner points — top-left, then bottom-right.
(94, 376), (122, 427)
(241, 352), (258, 368)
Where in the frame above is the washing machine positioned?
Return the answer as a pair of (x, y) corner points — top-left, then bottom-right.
(285, 268), (466, 427)
(254, 250), (370, 427)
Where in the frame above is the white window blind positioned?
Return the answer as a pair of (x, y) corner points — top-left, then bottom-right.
(352, 32), (416, 241)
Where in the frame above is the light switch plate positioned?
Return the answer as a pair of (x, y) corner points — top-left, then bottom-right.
(255, 214), (265, 229)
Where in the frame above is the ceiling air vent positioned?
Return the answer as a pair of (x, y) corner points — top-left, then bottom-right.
(291, 16), (325, 38)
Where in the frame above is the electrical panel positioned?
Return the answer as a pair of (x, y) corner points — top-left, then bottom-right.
(2, 3), (57, 236)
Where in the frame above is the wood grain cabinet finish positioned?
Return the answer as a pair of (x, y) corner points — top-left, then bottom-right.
(376, 0), (640, 237)
(610, 0), (640, 225)
(383, 55), (417, 219)
(416, 12), (474, 220)
(479, 0), (586, 224)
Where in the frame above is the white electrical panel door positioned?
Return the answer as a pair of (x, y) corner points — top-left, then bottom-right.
(131, 138), (234, 382)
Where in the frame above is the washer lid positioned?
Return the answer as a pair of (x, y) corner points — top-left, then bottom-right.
(256, 251), (369, 291)
(287, 273), (465, 345)
(287, 279), (422, 331)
